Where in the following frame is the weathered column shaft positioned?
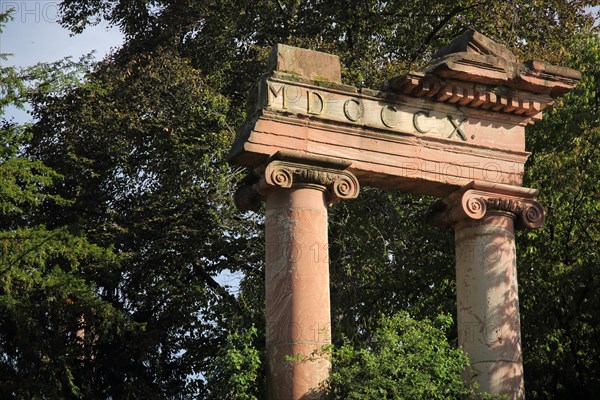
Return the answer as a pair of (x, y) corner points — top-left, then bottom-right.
(234, 151), (360, 400)
(455, 212), (523, 399)
(265, 186), (331, 400)
(426, 182), (545, 400)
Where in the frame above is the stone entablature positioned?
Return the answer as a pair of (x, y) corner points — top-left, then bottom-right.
(256, 73), (528, 151)
(229, 30), (579, 198)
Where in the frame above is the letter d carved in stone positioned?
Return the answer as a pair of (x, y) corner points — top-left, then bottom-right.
(307, 90), (325, 115)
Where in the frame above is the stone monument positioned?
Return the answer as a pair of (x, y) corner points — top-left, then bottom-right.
(229, 29), (580, 399)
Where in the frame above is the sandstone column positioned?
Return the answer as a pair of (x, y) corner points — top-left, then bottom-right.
(427, 182), (544, 400)
(235, 151), (360, 400)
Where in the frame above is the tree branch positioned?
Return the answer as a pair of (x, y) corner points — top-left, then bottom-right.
(409, 1), (489, 63)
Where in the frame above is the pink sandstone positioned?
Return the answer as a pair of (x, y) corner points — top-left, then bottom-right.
(231, 30), (579, 400)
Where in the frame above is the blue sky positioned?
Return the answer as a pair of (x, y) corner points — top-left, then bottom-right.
(1, 1), (123, 65)
(1, 1), (123, 121)
(0, 1), (243, 294)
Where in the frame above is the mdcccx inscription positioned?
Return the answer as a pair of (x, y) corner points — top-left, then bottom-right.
(264, 80), (471, 142)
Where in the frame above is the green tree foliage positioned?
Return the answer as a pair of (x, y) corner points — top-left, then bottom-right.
(0, 11), (128, 399)
(57, 0), (599, 90)
(26, 47), (265, 397)
(205, 326), (262, 400)
(1, 0), (599, 398)
(520, 33), (600, 399)
(327, 312), (481, 399)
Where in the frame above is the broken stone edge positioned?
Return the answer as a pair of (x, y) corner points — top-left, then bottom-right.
(385, 29), (581, 122)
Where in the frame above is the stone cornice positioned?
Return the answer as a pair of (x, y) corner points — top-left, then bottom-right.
(385, 29), (580, 122)
(426, 181), (545, 229)
(234, 151), (360, 211)
(385, 73), (552, 122)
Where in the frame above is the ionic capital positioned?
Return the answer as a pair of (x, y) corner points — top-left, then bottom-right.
(234, 151), (360, 211)
(426, 181), (545, 229)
